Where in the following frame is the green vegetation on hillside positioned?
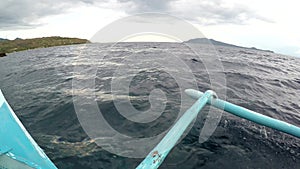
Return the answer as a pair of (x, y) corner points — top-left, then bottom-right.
(0, 36), (90, 54)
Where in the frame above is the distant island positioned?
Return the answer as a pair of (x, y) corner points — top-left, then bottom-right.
(184, 38), (274, 53)
(0, 36), (90, 57)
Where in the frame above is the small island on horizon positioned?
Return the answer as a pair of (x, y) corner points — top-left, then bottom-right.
(184, 38), (274, 53)
(0, 36), (90, 57)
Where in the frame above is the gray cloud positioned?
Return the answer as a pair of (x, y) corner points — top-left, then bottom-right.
(1, 1), (54, 29)
(0, 0), (91, 29)
(115, 0), (271, 25)
(0, 0), (269, 30)
(168, 0), (272, 25)
(117, 0), (173, 12)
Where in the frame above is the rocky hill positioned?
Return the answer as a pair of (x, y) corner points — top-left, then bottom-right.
(184, 38), (273, 53)
(0, 36), (90, 56)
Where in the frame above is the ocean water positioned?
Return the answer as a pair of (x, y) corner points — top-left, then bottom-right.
(0, 42), (299, 169)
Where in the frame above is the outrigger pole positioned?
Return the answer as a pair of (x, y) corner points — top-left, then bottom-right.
(136, 89), (300, 169)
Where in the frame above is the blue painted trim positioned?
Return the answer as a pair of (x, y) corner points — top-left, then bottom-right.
(0, 90), (5, 108)
(0, 145), (11, 155)
(0, 90), (57, 169)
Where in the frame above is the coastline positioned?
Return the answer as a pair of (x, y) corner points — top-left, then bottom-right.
(0, 36), (90, 56)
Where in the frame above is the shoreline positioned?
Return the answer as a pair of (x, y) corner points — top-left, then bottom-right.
(0, 36), (90, 55)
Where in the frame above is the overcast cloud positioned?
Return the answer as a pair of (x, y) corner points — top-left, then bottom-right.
(0, 0), (67, 29)
(0, 0), (268, 30)
(0, 0), (101, 29)
(117, 0), (270, 25)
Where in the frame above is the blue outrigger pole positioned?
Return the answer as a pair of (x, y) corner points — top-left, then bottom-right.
(136, 89), (300, 169)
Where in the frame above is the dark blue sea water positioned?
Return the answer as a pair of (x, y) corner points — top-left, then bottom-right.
(0, 43), (299, 169)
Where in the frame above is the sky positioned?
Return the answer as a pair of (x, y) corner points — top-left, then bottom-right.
(0, 0), (300, 57)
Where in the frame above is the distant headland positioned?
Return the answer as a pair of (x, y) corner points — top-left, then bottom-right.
(0, 36), (90, 57)
(184, 38), (274, 53)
